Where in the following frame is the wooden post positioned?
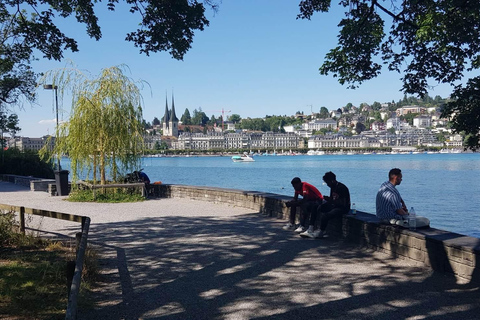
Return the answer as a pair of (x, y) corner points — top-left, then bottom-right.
(66, 260), (76, 298)
(19, 206), (25, 234)
(75, 232), (82, 254)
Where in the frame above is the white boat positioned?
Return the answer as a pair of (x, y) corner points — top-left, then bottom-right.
(232, 154), (255, 162)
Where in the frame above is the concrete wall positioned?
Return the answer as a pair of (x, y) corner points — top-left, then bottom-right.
(154, 184), (480, 285)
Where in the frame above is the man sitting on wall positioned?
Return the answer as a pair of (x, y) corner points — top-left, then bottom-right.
(283, 177), (324, 233)
(300, 171), (350, 239)
(376, 168), (408, 222)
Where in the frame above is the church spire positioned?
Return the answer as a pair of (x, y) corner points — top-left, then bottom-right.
(163, 93), (170, 125)
(170, 92), (178, 122)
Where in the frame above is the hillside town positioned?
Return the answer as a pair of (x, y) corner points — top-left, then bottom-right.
(4, 95), (464, 153)
(142, 95), (463, 152)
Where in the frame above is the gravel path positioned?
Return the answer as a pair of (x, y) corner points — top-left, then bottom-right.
(1, 181), (479, 320)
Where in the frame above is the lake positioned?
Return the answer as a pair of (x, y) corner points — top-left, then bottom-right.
(62, 153), (480, 238)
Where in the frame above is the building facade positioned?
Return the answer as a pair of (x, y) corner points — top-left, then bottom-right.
(174, 131), (299, 150)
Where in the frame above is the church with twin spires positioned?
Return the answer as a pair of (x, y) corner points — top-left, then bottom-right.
(162, 94), (179, 138)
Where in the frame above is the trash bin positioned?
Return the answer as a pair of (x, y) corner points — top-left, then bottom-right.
(54, 170), (70, 196)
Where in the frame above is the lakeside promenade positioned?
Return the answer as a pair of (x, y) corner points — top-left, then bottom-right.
(1, 181), (480, 319)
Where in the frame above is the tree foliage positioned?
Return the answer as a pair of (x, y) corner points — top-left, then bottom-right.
(40, 64), (145, 185)
(298, 0), (480, 149)
(298, 0), (480, 95)
(0, 9), (37, 110)
(319, 107), (329, 118)
(1, 0), (218, 110)
(229, 114), (241, 123)
(1, 0), (219, 61)
(442, 77), (480, 150)
(181, 108), (191, 125)
(191, 108), (208, 126)
(0, 110), (20, 137)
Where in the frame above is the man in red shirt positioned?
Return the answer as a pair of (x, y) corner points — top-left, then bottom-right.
(283, 177), (324, 233)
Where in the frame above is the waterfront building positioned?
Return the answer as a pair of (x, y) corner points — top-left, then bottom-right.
(445, 134), (464, 148)
(262, 132), (298, 149)
(174, 131), (299, 150)
(308, 134), (377, 149)
(175, 132), (224, 150)
(143, 135), (164, 150)
(8, 136), (54, 152)
(225, 132), (250, 149)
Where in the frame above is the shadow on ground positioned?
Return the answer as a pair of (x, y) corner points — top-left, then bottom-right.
(69, 213), (480, 320)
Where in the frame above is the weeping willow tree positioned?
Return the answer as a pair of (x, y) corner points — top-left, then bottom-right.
(40, 64), (145, 185)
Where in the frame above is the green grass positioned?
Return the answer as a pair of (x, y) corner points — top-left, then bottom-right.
(67, 188), (145, 203)
(0, 211), (99, 320)
(0, 246), (71, 319)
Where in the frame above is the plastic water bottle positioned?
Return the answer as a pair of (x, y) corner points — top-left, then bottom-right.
(409, 207), (416, 230)
(351, 203), (357, 215)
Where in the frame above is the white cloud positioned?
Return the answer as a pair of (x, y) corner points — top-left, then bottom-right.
(38, 119), (56, 124)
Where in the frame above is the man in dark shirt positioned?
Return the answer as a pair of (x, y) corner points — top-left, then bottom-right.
(283, 177), (324, 233)
(301, 171), (350, 238)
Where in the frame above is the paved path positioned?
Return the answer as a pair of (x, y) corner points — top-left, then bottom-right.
(1, 181), (480, 319)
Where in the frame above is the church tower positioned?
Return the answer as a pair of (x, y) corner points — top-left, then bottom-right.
(162, 94), (170, 136)
(169, 93), (179, 137)
(162, 92), (179, 137)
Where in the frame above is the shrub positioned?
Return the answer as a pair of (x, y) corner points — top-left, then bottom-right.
(0, 149), (55, 178)
(67, 188), (145, 203)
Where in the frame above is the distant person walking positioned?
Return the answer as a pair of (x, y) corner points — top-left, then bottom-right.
(376, 168), (408, 222)
(300, 171), (350, 239)
(283, 177), (324, 233)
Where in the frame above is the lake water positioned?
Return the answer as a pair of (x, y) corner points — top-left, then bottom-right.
(62, 153), (480, 238)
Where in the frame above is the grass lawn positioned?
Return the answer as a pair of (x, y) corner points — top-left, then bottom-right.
(0, 241), (96, 320)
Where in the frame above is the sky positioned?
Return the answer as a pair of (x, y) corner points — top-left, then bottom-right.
(14, 0), (459, 138)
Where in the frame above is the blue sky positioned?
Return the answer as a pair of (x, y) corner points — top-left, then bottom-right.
(17, 0), (456, 137)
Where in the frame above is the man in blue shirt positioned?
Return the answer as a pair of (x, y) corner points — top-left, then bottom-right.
(376, 168), (408, 221)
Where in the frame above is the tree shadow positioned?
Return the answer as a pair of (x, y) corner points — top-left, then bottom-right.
(75, 213), (480, 320)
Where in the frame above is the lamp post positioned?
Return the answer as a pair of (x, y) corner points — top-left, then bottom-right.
(43, 84), (61, 170)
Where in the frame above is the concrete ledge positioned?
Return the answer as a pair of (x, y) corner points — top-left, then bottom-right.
(154, 184), (480, 284)
(1, 174), (45, 188)
(30, 179), (56, 192)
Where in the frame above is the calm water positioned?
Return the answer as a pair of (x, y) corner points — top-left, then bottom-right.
(62, 153), (480, 238)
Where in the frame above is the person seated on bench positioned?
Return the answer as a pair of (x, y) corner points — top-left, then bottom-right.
(376, 168), (409, 223)
(137, 171), (152, 197)
(300, 171), (350, 239)
(283, 177), (324, 233)
(138, 171), (150, 185)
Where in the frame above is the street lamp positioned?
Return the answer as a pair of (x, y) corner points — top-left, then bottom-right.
(43, 84), (61, 170)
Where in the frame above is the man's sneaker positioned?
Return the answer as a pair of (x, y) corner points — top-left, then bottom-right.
(314, 230), (327, 238)
(300, 229), (317, 238)
(282, 223), (295, 231)
(294, 226), (306, 233)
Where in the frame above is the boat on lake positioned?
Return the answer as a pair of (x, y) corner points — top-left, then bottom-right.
(232, 154), (255, 162)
